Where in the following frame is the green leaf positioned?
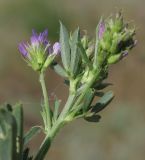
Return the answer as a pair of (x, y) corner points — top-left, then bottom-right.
(0, 108), (17, 160)
(52, 63), (68, 78)
(84, 114), (101, 122)
(94, 18), (103, 67)
(91, 91), (114, 113)
(94, 82), (112, 90)
(78, 42), (91, 67)
(59, 22), (70, 71)
(95, 91), (104, 97)
(83, 89), (95, 112)
(12, 103), (23, 159)
(24, 126), (41, 145)
(53, 98), (61, 121)
(70, 28), (80, 75)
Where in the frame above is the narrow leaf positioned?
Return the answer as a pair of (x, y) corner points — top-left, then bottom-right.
(91, 91), (114, 113)
(53, 99), (61, 121)
(78, 42), (91, 67)
(70, 28), (80, 75)
(0, 108), (17, 160)
(59, 22), (70, 70)
(83, 89), (95, 112)
(84, 114), (101, 122)
(94, 82), (112, 90)
(13, 103), (23, 159)
(53, 63), (68, 78)
(24, 126), (41, 145)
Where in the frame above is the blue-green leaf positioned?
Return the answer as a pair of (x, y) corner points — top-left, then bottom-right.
(0, 108), (17, 160)
(53, 63), (68, 78)
(12, 103), (23, 159)
(78, 42), (91, 67)
(59, 22), (70, 71)
(83, 89), (95, 112)
(70, 28), (80, 75)
(91, 91), (114, 113)
(84, 114), (101, 122)
(53, 98), (61, 121)
(24, 126), (42, 145)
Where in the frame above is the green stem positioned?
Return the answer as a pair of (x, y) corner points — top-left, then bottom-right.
(34, 135), (51, 160)
(34, 94), (75, 160)
(35, 71), (99, 160)
(39, 72), (52, 131)
(70, 72), (99, 117)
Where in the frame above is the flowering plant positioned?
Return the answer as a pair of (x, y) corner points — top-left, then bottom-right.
(0, 12), (136, 160)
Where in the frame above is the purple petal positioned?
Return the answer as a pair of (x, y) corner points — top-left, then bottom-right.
(53, 42), (61, 54)
(31, 29), (39, 46)
(98, 21), (105, 39)
(18, 42), (28, 57)
(31, 36), (39, 46)
(30, 29), (49, 46)
(38, 29), (48, 44)
(32, 29), (38, 37)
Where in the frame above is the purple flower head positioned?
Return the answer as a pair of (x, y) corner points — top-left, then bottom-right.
(98, 21), (105, 39)
(18, 29), (60, 71)
(18, 42), (28, 57)
(31, 29), (49, 47)
(53, 42), (61, 55)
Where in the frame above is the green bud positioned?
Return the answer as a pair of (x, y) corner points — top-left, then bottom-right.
(81, 34), (89, 49)
(110, 37), (120, 54)
(107, 54), (121, 64)
(43, 54), (56, 71)
(86, 45), (94, 57)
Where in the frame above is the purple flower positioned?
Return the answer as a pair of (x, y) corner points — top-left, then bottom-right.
(18, 42), (28, 57)
(18, 29), (61, 71)
(98, 22), (105, 39)
(18, 29), (50, 57)
(30, 29), (49, 47)
(53, 42), (61, 54)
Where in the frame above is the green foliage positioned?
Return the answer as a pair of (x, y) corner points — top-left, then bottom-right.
(59, 22), (71, 71)
(0, 104), (42, 160)
(0, 103), (25, 160)
(70, 28), (81, 76)
(0, 11), (136, 160)
(24, 126), (42, 145)
(0, 107), (17, 160)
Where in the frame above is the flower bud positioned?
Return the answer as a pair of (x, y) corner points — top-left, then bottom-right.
(81, 34), (89, 49)
(107, 54), (121, 64)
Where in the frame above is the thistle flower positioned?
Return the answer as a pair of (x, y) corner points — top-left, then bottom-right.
(18, 29), (60, 71)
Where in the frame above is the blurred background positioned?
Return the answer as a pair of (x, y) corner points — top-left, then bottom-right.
(0, 0), (145, 159)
